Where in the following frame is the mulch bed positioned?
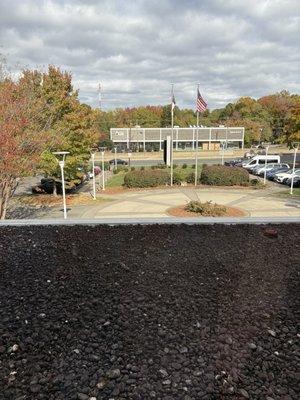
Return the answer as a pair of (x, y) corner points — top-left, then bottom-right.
(17, 194), (110, 208)
(167, 204), (247, 218)
(0, 224), (299, 400)
(104, 184), (262, 195)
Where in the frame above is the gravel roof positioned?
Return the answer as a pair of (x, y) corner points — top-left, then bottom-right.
(0, 224), (299, 400)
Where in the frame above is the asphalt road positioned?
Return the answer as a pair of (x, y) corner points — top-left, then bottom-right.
(129, 153), (298, 167)
(130, 157), (220, 166)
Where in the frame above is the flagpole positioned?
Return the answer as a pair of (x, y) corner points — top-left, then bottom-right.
(170, 83), (174, 187)
(195, 84), (199, 186)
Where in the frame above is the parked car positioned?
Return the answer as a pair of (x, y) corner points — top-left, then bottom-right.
(274, 169), (300, 183)
(266, 166), (290, 180)
(225, 158), (248, 167)
(285, 175), (300, 187)
(242, 155), (281, 170)
(285, 176), (300, 187)
(109, 159), (128, 165)
(253, 163), (290, 176)
(32, 178), (78, 194)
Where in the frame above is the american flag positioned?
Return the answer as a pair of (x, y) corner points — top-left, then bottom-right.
(196, 88), (207, 112)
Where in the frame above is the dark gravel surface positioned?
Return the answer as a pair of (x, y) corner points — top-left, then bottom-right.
(0, 224), (299, 400)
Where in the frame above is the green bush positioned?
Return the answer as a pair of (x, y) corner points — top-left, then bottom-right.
(191, 164), (195, 169)
(151, 165), (156, 170)
(250, 178), (264, 189)
(130, 166), (135, 171)
(173, 164), (178, 169)
(182, 163), (187, 169)
(200, 165), (249, 186)
(185, 200), (227, 216)
(186, 171), (202, 184)
(124, 169), (170, 188)
(141, 166), (145, 171)
(157, 163), (167, 169)
(113, 165), (128, 174)
(173, 170), (184, 185)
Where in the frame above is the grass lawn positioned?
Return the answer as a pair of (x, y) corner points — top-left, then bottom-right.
(106, 165), (200, 189)
(276, 188), (300, 197)
(285, 188), (300, 196)
(106, 172), (125, 187)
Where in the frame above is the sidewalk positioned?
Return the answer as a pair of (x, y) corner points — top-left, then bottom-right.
(40, 185), (300, 220)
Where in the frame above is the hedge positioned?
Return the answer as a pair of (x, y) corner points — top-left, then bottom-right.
(200, 165), (249, 186)
(124, 169), (170, 188)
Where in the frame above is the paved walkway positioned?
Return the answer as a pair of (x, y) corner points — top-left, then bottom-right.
(44, 185), (300, 219)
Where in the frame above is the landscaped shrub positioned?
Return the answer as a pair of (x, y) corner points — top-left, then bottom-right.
(185, 200), (227, 216)
(124, 169), (170, 188)
(186, 171), (201, 184)
(182, 163), (187, 169)
(173, 170), (184, 185)
(141, 166), (145, 171)
(130, 167), (135, 171)
(250, 178), (265, 188)
(157, 163), (167, 169)
(114, 166), (128, 174)
(200, 165), (249, 186)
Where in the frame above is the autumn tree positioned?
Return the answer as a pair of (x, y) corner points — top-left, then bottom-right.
(0, 77), (51, 219)
(21, 66), (99, 183)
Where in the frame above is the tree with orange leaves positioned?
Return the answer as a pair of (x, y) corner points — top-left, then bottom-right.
(0, 77), (51, 219)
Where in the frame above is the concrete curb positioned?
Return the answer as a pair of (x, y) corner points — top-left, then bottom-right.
(0, 217), (299, 226)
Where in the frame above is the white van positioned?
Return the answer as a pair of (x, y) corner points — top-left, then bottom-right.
(242, 155), (281, 170)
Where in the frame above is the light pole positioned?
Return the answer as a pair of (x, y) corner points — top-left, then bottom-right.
(128, 152), (132, 167)
(53, 151), (69, 219)
(221, 141), (225, 165)
(114, 147), (117, 169)
(195, 84), (199, 186)
(90, 148), (97, 200)
(101, 151), (105, 191)
(263, 145), (269, 185)
(290, 144), (298, 195)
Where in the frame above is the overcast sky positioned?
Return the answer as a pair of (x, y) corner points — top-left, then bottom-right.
(1, 0), (299, 110)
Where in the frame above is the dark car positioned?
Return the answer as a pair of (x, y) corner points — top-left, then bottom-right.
(109, 159), (128, 165)
(266, 166), (290, 181)
(32, 178), (81, 195)
(286, 176), (300, 187)
(225, 158), (247, 167)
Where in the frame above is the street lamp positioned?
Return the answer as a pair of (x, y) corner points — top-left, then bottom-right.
(128, 152), (132, 167)
(90, 148), (98, 200)
(221, 141), (225, 165)
(290, 144), (299, 195)
(101, 151), (105, 191)
(53, 151), (70, 219)
(114, 147), (117, 169)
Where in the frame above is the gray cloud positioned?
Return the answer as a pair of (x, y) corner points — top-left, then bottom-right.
(0, 0), (299, 110)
